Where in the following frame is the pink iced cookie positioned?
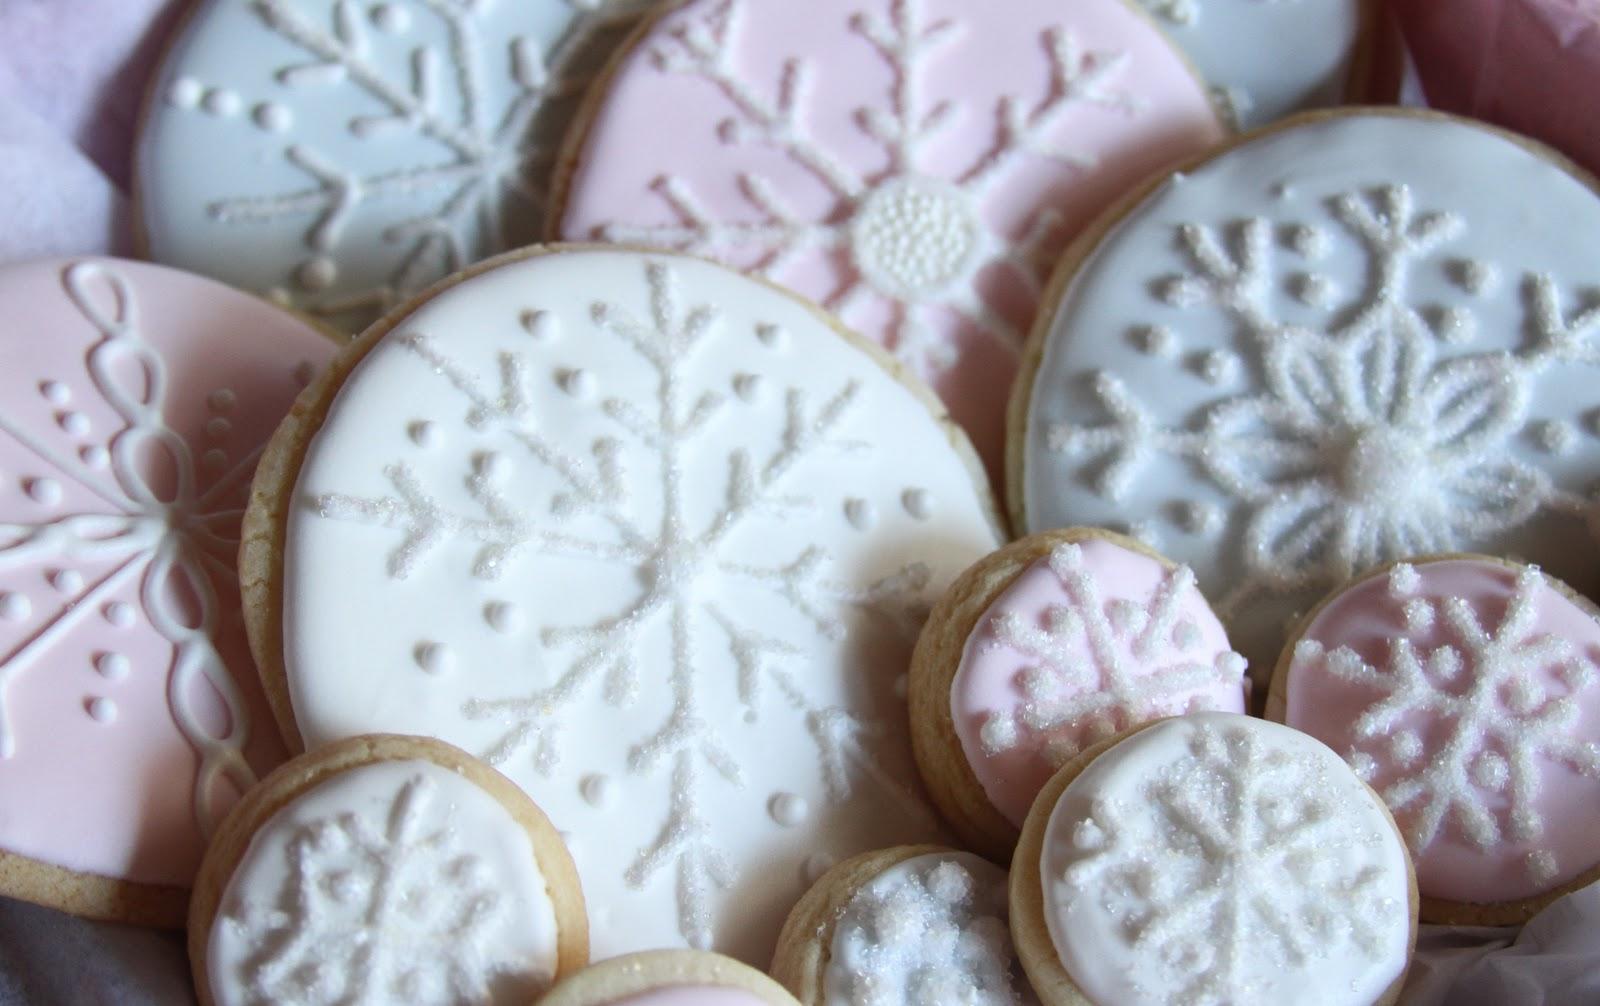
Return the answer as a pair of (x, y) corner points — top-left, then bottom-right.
(1275, 556), (1600, 922)
(540, 950), (799, 1006)
(910, 529), (1246, 859)
(555, 0), (1225, 473)
(0, 257), (333, 926)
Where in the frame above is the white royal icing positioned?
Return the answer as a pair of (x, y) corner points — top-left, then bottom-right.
(1137, 0), (1365, 128)
(824, 852), (1035, 1006)
(1022, 112), (1600, 672)
(139, 0), (654, 326)
(282, 249), (1001, 961)
(1042, 713), (1411, 1005)
(207, 759), (560, 1006)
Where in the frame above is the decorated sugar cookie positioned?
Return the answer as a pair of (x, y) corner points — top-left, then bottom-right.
(1014, 109), (1600, 678)
(1012, 713), (1416, 1006)
(1271, 556), (1600, 924)
(190, 733), (587, 1006)
(137, 0), (655, 327)
(1136, 0), (1384, 128)
(245, 246), (1004, 961)
(541, 949), (800, 1006)
(771, 845), (1036, 1005)
(553, 0), (1225, 470)
(0, 258), (331, 926)
(909, 528), (1246, 860)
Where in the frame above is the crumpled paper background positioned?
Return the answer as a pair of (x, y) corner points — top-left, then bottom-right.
(2, 0), (1599, 1002)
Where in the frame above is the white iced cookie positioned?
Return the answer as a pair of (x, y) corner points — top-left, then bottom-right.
(247, 246), (1004, 963)
(1011, 713), (1416, 1005)
(1136, 0), (1383, 128)
(771, 846), (1036, 1005)
(189, 733), (587, 1006)
(137, 0), (654, 327)
(1014, 109), (1600, 678)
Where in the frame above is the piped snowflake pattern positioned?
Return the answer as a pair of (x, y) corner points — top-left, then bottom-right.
(0, 263), (266, 834)
(833, 856), (1031, 1006)
(313, 260), (941, 948)
(977, 542), (1245, 765)
(1049, 183), (1600, 614)
(169, 0), (645, 320)
(598, 0), (1144, 376)
(220, 772), (540, 1003)
(1291, 563), (1600, 887)
(1060, 720), (1401, 1002)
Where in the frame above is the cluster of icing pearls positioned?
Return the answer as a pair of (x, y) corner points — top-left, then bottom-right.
(1043, 713), (1411, 1006)
(825, 853), (1031, 1006)
(283, 249), (1000, 960)
(557, 0), (1223, 465)
(1286, 559), (1600, 901)
(951, 536), (1247, 825)
(0, 258), (327, 886)
(1023, 113), (1600, 675)
(208, 759), (560, 1006)
(143, 0), (645, 323)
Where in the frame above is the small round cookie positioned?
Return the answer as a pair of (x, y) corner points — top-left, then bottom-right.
(541, 949), (800, 1006)
(553, 0), (1226, 472)
(1135, 0), (1390, 128)
(1012, 712), (1416, 1006)
(1269, 555), (1600, 925)
(0, 257), (332, 927)
(772, 845), (1035, 1005)
(137, 0), (658, 329)
(189, 733), (586, 1006)
(1012, 108), (1600, 683)
(910, 528), (1247, 861)
(244, 245), (1004, 962)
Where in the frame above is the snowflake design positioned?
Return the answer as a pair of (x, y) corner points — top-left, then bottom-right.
(977, 542), (1245, 766)
(1061, 721), (1398, 1003)
(222, 772), (527, 1003)
(598, 0), (1143, 376)
(184, 0), (644, 320)
(313, 260), (939, 948)
(1292, 563), (1600, 886)
(834, 856), (1030, 1006)
(0, 262), (258, 834)
(1050, 184), (1600, 612)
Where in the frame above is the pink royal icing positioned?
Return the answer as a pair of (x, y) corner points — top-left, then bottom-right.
(605, 988), (772, 1006)
(1286, 558), (1600, 904)
(0, 258), (332, 887)
(557, 0), (1225, 472)
(952, 537), (1246, 825)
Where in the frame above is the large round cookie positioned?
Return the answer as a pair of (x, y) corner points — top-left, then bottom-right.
(553, 0), (1225, 472)
(0, 258), (333, 926)
(137, 0), (656, 328)
(246, 245), (1005, 962)
(1013, 108), (1600, 677)
(1135, 0), (1386, 128)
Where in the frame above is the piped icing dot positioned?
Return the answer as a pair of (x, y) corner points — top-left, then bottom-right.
(297, 257), (338, 292)
(96, 652), (132, 680)
(843, 498), (876, 531)
(824, 852), (1030, 1006)
(953, 535), (1247, 826)
(202, 87), (241, 117)
(49, 568), (83, 593)
(581, 773), (615, 808)
(484, 601), (522, 634)
(86, 697), (118, 724)
(1283, 557), (1600, 904)
(57, 411), (90, 436)
(414, 641), (453, 675)
(25, 477), (62, 506)
(167, 76), (203, 109)
(754, 323), (786, 349)
(732, 373), (765, 402)
(521, 309), (558, 341)
(767, 792), (808, 827)
(1042, 714), (1412, 1006)
(252, 103), (293, 133)
(103, 601), (135, 627)
(558, 368), (595, 399)
(0, 592), (29, 621)
(901, 487), (933, 520)
(408, 420), (439, 447)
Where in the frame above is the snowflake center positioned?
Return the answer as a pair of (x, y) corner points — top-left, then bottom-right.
(849, 175), (983, 301)
(647, 540), (709, 596)
(1337, 426), (1428, 504)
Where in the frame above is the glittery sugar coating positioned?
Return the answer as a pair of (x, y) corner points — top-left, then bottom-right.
(1286, 558), (1600, 904)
